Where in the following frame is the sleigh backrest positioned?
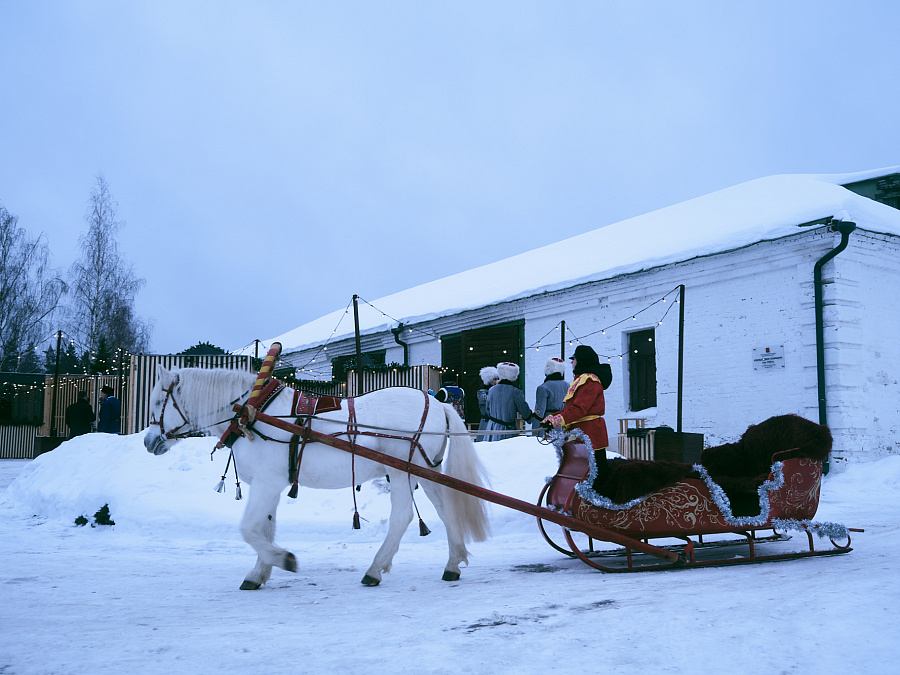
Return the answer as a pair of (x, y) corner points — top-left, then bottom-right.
(765, 450), (823, 520)
(547, 439), (592, 510)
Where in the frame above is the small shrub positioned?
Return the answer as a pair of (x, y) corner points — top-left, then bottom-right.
(75, 504), (115, 527)
(92, 504), (115, 526)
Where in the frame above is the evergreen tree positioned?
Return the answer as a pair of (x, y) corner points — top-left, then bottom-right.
(90, 336), (113, 375)
(43, 339), (83, 375)
(1, 337), (18, 372)
(179, 341), (227, 356)
(62, 340), (81, 373)
(17, 344), (42, 373)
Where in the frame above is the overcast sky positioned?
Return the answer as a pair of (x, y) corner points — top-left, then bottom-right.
(2, 1), (898, 355)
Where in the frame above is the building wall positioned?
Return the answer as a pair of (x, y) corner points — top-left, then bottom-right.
(827, 230), (900, 462)
(520, 232), (819, 448)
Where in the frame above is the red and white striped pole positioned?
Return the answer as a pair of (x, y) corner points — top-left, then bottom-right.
(247, 342), (282, 409)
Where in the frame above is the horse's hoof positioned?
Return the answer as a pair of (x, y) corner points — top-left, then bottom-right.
(442, 570), (460, 582)
(361, 574), (381, 586)
(284, 552), (298, 573)
(240, 579), (261, 590)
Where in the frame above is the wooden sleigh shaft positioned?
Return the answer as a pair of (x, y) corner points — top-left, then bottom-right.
(243, 406), (684, 565)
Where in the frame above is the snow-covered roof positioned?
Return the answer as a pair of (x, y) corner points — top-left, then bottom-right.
(259, 167), (900, 354)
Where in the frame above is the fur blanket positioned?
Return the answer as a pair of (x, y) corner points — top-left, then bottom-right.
(591, 415), (832, 514)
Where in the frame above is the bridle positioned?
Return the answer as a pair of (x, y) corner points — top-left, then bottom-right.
(150, 377), (255, 441)
(150, 379), (198, 440)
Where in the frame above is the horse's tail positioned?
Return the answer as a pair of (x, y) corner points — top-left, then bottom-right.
(441, 405), (492, 543)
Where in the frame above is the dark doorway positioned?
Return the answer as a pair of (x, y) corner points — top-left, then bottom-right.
(441, 322), (523, 425)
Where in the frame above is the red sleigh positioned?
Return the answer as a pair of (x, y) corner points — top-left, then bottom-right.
(537, 435), (861, 571)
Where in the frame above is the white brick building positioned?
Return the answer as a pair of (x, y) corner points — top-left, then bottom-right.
(261, 168), (900, 466)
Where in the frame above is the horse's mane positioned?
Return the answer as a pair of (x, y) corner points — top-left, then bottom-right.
(175, 368), (259, 432)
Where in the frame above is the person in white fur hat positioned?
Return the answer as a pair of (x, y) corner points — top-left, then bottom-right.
(531, 357), (569, 430)
(475, 366), (500, 442)
(482, 361), (534, 442)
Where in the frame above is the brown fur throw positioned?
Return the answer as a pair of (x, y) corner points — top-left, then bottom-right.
(590, 414), (832, 512)
(700, 414), (832, 515)
(592, 459), (696, 504)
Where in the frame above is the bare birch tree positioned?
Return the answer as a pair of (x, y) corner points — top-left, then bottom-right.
(67, 175), (152, 359)
(0, 202), (67, 371)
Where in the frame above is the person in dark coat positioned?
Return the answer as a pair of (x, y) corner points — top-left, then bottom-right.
(65, 391), (95, 438)
(483, 362), (534, 442)
(97, 385), (121, 434)
(475, 366), (499, 442)
(532, 357), (569, 430)
(543, 345), (612, 474)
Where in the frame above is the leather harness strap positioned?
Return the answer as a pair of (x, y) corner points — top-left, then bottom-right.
(330, 391), (438, 468)
(221, 385), (441, 503)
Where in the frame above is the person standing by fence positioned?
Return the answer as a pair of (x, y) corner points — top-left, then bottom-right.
(97, 385), (121, 434)
(65, 391), (94, 438)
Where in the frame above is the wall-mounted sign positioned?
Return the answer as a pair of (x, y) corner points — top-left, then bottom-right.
(753, 345), (785, 371)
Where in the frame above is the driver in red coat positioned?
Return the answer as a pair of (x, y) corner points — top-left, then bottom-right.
(543, 344), (611, 475)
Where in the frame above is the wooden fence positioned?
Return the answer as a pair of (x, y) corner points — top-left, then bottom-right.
(0, 424), (41, 459)
(345, 365), (442, 397)
(2, 360), (443, 458)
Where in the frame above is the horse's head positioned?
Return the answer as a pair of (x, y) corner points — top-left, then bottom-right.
(144, 365), (191, 456)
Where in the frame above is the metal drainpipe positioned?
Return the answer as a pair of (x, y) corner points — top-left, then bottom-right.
(390, 323), (409, 366)
(813, 220), (856, 473)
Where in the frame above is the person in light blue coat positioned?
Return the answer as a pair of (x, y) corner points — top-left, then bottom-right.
(532, 357), (570, 430)
(483, 362), (534, 442)
(475, 366), (499, 442)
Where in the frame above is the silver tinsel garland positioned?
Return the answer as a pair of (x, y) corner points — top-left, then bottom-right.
(548, 430), (848, 538)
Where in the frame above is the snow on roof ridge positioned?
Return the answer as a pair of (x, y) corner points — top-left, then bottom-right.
(258, 169), (900, 354)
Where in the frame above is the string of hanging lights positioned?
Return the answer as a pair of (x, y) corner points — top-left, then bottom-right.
(250, 285), (685, 382)
(528, 285), (683, 361)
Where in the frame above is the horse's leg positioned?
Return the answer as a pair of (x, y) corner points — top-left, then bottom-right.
(238, 482), (297, 590)
(361, 472), (414, 586)
(419, 480), (469, 581)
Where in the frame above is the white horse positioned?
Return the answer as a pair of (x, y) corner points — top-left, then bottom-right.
(143, 366), (491, 590)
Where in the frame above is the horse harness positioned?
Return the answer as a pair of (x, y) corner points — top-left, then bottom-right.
(208, 379), (441, 499)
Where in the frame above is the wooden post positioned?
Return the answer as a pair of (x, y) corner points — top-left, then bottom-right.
(560, 320), (566, 361)
(352, 294), (363, 396)
(677, 284), (685, 433)
(49, 330), (62, 437)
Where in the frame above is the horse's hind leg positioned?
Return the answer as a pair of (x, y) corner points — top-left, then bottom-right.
(420, 480), (469, 582)
(361, 475), (414, 586)
(239, 483), (297, 590)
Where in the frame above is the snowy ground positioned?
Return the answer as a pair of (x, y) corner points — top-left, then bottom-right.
(1, 432), (897, 675)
